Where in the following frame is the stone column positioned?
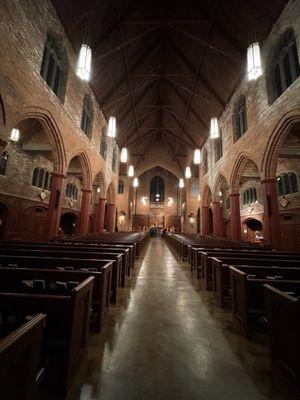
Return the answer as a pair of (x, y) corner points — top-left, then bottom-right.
(79, 189), (92, 235)
(261, 179), (281, 249)
(212, 201), (224, 237)
(230, 193), (241, 242)
(0, 139), (7, 158)
(97, 198), (106, 233)
(92, 203), (98, 233)
(201, 206), (209, 235)
(46, 173), (66, 240)
(107, 203), (116, 233)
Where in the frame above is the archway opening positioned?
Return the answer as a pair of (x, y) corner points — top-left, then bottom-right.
(242, 218), (263, 243)
(59, 212), (77, 235)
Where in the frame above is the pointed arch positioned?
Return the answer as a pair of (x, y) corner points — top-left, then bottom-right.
(201, 184), (212, 207)
(212, 172), (229, 200)
(230, 153), (260, 193)
(66, 150), (92, 189)
(12, 106), (66, 174)
(106, 181), (116, 204)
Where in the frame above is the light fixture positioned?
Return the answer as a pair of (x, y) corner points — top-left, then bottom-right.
(107, 116), (117, 138)
(128, 165), (134, 177)
(133, 177), (139, 187)
(185, 166), (191, 179)
(247, 42), (262, 81)
(97, 187), (101, 193)
(10, 128), (20, 142)
(77, 44), (92, 81)
(193, 148), (201, 164)
(219, 190), (222, 196)
(120, 147), (128, 163)
(168, 197), (174, 207)
(179, 178), (184, 188)
(210, 117), (219, 139)
(156, 194), (160, 198)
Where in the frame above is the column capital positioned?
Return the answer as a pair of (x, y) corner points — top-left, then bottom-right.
(51, 172), (66, 179)
(230, 193), (240, 198)
(260, 178), (277, 185)
(81, 188), (92, 193)
(211, 200), (221, 205)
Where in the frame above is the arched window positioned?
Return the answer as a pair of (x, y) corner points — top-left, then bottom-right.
(0, 152), (8, 176)
(40, 33), (68, 101)
(191, 180), (199, 197)
(118, 179), (124, 194)
(234, 96), (247, 141)
(270, 29), (300, 101)
(112, 147), (118, 172)
(100, 127), (107, 159)
(242, 187), (257, 205)
(214, 129), (223, 162)
(277, 172), (298, 196)
(80, 95), (93, 137)
(32, 167), (52, 190)
(150, 176), (165, 202)
(66, 182), (78, 200)
(203, 149), (208, 174)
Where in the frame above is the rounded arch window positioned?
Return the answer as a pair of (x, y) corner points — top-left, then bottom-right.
(150, 176), (165, 202)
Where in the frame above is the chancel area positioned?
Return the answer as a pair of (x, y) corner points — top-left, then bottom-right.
(0, 0), (300, 399)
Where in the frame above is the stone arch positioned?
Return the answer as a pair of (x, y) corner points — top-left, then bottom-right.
(66, 150), (92, 189)
(230, 153), (260, 193)
(12, 106), (66, 174)
(262, 108), (300, 180)
(201, 184), (212, 207)
(92, 169), (105, 195)
(212, 172), (229, 201)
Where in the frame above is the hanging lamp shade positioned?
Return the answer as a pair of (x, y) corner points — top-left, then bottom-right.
(10, 128), (20, 142)
(133, 177), (139, 187)
(193, 148), (201, 164)
(76, 44), (92, 81)
(120, 147), (128, 163)
(247, 43), (262, 81)
(185, 166), (191, 179)
(179, 178), (185, 188)
(210, 117), (219, 139)
(128, 165), (134, 177)
(107, 116), (117, 138)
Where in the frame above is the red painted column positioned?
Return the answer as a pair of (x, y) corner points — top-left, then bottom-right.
(97, 198), (106, 233)
(107, 203), (116, 233)
(201, 206), (209, 235)
(0, 139), (7, 158)
(46, 173), (66, 240)
(80, 189), (92, 235)
(230, 193), (241, 242)
(261, 179), (281, 249)
(212, 201), (224, 237)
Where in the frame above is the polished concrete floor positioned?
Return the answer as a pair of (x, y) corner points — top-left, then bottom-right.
(64, 238), (296, 400)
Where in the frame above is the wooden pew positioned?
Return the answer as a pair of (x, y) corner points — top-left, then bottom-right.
(212, 256), (300, 307)
(0, 313), (45, 400)
(0, 267), (111, 332)
(0, 252), (120, 303)
(230, 265), (300, 338)
(0, 276), (94, 395)
(264, 283), (300, 392)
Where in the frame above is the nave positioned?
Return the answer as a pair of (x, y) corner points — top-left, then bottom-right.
(62, 238), (294, 400)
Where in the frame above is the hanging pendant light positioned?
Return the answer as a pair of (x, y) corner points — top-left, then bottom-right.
(247, 43), (262, 81)
(193, 148), (201, 164)
(107, 116), (117, 138)
(128, 165), (134, 177)
(120, 147), (128, 163)
(133, 177), (139, 187)
(77, 44), (92, 81)
(210, 117), (219, 139)
(10, 128), (20, 142)
(185, 166), (191, 179)
(179, 178), (185, 188)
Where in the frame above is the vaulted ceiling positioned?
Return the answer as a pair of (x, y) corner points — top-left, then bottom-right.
(51, 0), (288, 176)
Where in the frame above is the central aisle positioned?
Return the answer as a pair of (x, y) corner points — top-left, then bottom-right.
(71, 238), (293, 400)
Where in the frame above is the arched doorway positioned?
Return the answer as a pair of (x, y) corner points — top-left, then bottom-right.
(0, 202), (8, 239)
(59, 212), (77, 235)
(208, 208), (213, 235)
(280, 214), (300, 251)
(242, 218), (263, 243)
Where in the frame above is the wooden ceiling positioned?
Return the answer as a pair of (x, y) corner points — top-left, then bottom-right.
(51, 0), (288, 175)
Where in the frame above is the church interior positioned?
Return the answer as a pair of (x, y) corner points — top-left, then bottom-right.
(0, 0), (300, 399)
